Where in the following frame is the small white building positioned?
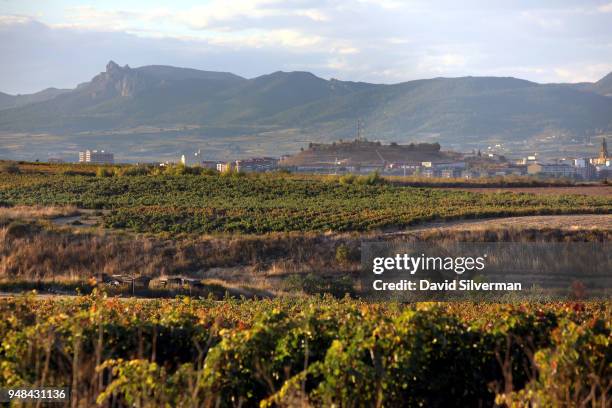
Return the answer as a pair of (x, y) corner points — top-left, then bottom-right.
(217, 162), (234, 172)
(517, 155), (538, 165)
(421, 161), (466, 169)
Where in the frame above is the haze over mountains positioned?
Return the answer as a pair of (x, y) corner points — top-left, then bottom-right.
(0, 61), (611, 162)
(0, 88), (70, 111)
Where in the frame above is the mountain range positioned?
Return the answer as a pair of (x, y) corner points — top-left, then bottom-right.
(0, 61), (611, 161)
(0, 87), (70, 110)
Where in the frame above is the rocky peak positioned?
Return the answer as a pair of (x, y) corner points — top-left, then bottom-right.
(106, 60), (131, 75)
(85, 60), (148, 98)
(106, 60), (121, 73)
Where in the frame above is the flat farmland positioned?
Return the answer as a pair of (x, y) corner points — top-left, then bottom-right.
(1, 166), (611, 234)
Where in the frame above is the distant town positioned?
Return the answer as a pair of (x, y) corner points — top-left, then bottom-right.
(68, 137), (612, 181)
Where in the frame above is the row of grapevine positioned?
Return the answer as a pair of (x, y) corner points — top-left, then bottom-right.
(0, 293), (609, 407)
(1, 173), (610, 233)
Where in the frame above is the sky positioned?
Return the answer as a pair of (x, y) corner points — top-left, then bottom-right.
(1, 0), (612, 94)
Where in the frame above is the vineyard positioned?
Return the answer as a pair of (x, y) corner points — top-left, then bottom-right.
(0, 294), (609, 407)
(0, 164), (610, 407)
(1, 171), (610, 234)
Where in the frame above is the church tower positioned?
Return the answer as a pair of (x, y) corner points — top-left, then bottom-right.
(599, 137), (608, 160)
(594, 137), (609, 165)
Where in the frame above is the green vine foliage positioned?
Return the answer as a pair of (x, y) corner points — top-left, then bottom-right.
(1, 173), (610, 233)
(0, 292), (609, 407)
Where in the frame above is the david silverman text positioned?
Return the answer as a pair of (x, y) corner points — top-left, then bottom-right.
(372, 279), (522, 291)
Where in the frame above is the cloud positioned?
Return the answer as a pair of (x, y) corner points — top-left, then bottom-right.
(295, 9), (330, 22)
(386, 37), (411, 45)
(326, 58), (349, 70)
(0, 14), (33, 25)
(336, 46), (359, 54)
(553, 63), (612, 83)
(598, 3), (612, 13)
(356, 0), (405, 10)
(207, 29), (323, 49)
(0, 16), (336, 93)
(60, 1), (332, 33)
(1, 1), (612, 93)
(416, 53), (468, 77)
(174, 1), (282, 30)
(49, 6), (171, 33)
(520, 11), (564, 29)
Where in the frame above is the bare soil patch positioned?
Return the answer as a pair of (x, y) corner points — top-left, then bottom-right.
(443, 185), (612, 197)
(400, 214), (612, 234)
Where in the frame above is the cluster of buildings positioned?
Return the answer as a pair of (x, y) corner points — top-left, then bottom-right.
(386, 160), (467, 178)
(74, 137), (611, 181)
(357, 160), (527, 179)
(215, 157), (279, 173)
(277, 158), (512, 178)
(286, 138), (611, 181)
(526, 138), (610, 180)
(153, 155), (280, 173)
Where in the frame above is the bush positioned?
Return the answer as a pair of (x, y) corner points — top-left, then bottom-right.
(284, 274), (354, 297)
(496, 317), (610, 407)
(61, 169), (96, 176)
(339, 174), (356, 185)
(310, 308), (493, 406)
(356, 171), (384, 185)
(285, 274), (327, 294)
(160, 164), (216, 176)
(335, 244), (350, 264)
(118, 166), (152, 176)
(5, 220), (40, 238)
(0, 162), (20, 174)
(166, 164), (189, 176)
(0, 296), (607, 407)
(96, 167), (114, 178)
(200, 168), (218, 176)
(328, 276), (354, 297)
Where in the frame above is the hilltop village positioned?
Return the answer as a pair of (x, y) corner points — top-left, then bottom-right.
(70, 137), (612, 180)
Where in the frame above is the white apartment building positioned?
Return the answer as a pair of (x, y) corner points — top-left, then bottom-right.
(78, 150), (114, 164)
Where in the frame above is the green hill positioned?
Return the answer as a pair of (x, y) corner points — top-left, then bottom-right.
(592, 72), (612, 96)
(0, 87), (69, 110)
(0, 61), (611, 160)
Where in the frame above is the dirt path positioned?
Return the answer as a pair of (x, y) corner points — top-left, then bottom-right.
(390, 214), (612, 235)
(50, 209), (108, 228)
(442, 185), (612, 197)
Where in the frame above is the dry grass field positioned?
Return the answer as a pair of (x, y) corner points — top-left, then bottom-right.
(1, 162), (610, 297)
(0, 205), (79, 219)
